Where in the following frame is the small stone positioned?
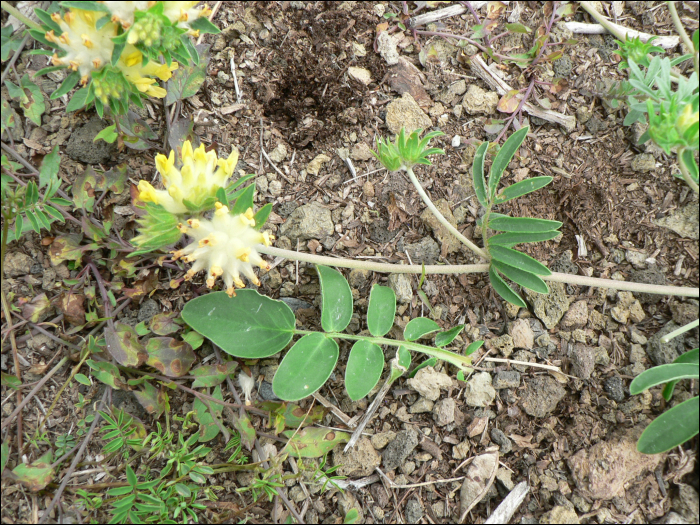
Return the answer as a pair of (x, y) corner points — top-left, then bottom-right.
(509, 319), (534, 349)
(611, 305), (630, 324)
(493, 370), (521, 389)
(383, 429), (419, 471)
(400, 461), (416, 475)
(306, 154), (331, 175)
(268, 180), (282, 197)
(593, 346), (610, 367)
(405, 499), (423, 523)
(630, 328), (648, 345)
(462, 84), (499, 115)
(371, 431), (396, 450)
(347, 66), (372, 85)
(631, 153), (656, 172)
(406, 367), (452, 401)
(377, 31), (399, 65)
(258, 381), (281, 401)
(628, 300), (645, 323)
(654, 204), (699, 240)
(647, 321), (685, 365)
(409, 397), (434, 414)
(490, 428), (513, 454)
(630, 268), (667, 305)
(569, 343), (595, 380)
(540, 505), (580, 524)
(405, 237), (440, 265)
(137, 299), (159, 323)
(65, 117), (117, 164)
(388, 273), (413, 304)
(496, 467), (515, 490)
(453, 441), (470, 460)
(3, 252), (34, 277)
(524, 282), (571, 329)
(521, 376), (566, 418)
(490, 334), (514, 358)
(385, 92), (432, 134)
(604, 376), (626, 402)
(362, 180), (375, 197)
(420, 199), (461, 255)
(333, 437), (381, 477)
(269, 143), (288, 163)
(350, 142), (374, 161)
(625, 249), (647, 269)
(279, 201), (334, 242)
(561, 300), (589, 330)
(433, 397), (457, 426)
(464, 372), (496, 407)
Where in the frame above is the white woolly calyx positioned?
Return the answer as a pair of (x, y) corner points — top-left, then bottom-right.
(172, 203), (274, 297)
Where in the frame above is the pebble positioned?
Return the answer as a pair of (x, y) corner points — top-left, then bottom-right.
(509, 319), (534, 349)
(463, 372), (496, 407)
(493, 370), (521, 389)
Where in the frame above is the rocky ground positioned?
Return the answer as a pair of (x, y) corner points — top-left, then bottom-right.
(1, 1), (699, 524)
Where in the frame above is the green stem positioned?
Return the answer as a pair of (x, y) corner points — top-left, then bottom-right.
(0, 1), (42, 31)
(666, 1), (699, 76)
(294, 329), (473, 369)
(259, 246), (699, 297)
(405, 167), (490, 260)
(660, 319), (700, 343)
(677, 148), (700, 194)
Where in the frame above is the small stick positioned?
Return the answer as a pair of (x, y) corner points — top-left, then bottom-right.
(485, 481), (530, 524)
(261, 147), (293, 183)
(408, 2), (488, 28)
(230, 56), (241, 103)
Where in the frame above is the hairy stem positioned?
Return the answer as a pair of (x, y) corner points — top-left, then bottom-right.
(666, 1), (699, 75)
(0, 1), (42, 31)
(258, 246), (699, 297)
(405, 167), (490, 259)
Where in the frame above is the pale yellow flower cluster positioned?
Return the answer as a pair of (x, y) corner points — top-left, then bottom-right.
(104, 1), (211, 31)
(138, 141), (239, 214)
(172, 204), (274, 297)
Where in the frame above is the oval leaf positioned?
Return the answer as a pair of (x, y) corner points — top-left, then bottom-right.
(466, 340), (484, 356)
(629, 363), (699, 395)
(489, 245), (552, 276)
(404, 317), (440, 342)
(636, 396), (699, 454)
(282, 427), (350, 458)
(662, 348), (699, 400)
(435, 325), (464, 347)
(488, 126), (529, 200)
(345, 340), (385, 401)
(273, 333), (339, 401)
(397, 346), (412, 370)
(367, 284), (396, 337)
(489, 216), (562, 233)
(181, 290), (295, 359)
(489, 266), (526, 308)
(145, 337), (195, 377)
(316, 266), (353, 333)
(491, 259), (549, 294)
(494, 176), (553, 204)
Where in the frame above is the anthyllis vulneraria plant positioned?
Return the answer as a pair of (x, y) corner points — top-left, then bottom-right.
(30, 1), (219, 117)
(131, 140), (275, 296)
(373, 127), (561, 307)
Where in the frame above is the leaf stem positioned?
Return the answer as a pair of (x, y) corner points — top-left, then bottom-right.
(676, 147), (700, 194)
(405, 167), (490, 260)
(666, 1), (699, 75)
(0, 1), (42, 31)
(294, 329), (472, 370)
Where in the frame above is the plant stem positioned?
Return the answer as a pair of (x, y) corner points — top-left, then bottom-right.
(405, 167), (490, 259)
(677, 148), (700, 194)
(294, 329), (471, 370)
(258, 246), (699, 297)
(666, 1), (699, 75)
(660, 319), (699, 343)
(0, 1), (42, 31)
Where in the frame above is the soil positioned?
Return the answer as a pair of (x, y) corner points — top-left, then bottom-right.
(1, 2), (699, 524)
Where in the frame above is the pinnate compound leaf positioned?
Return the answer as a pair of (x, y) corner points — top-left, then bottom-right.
(488, 126), (529, 200)
(488, 216), (562, 233)
(145, 337), (195, 377)
(491, 259), (549, 294)
(489, 266), (526, 308)
(367, 284), (396, 337)
(181, 290), (295, 359)
(489, 245), (551, 276)
(282, 427), (350, 458)
(317, 266), (353, 333)
(345, 340), (384, 401)
(404, 317), (440, 341)
(273, 333), (339, 401)
(494, 176), (553, 204)
(636, 396), (699, 454)
(488, 231), (560, 245)
(472, 141), (489, 207)
(191, 361), (238, 389)
(629, 363), (699, 395)
(435, 325), (464, 347)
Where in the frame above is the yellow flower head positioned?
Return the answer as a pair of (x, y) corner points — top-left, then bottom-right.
(102, 1), (154, 29)
(137, 140), (238, 214)
(172, 204), (274, 296)
(163, 1), (212, 28)
(117, 46), (178, 98)
(47, 9), (117, 81)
